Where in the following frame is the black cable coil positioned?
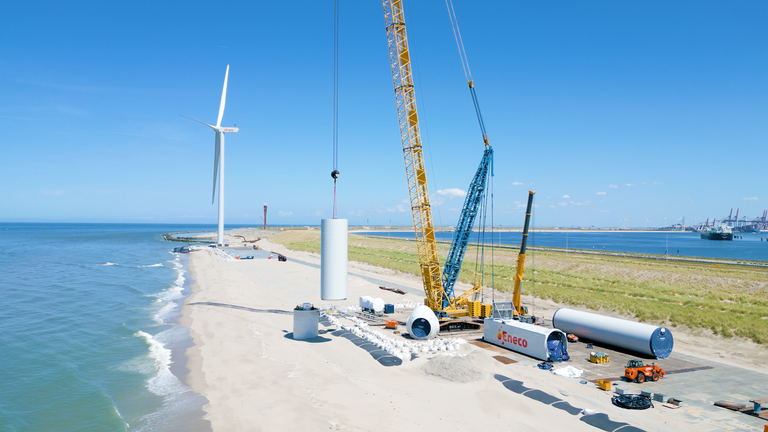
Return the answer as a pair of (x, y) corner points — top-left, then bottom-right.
(612, 394), (654, 410)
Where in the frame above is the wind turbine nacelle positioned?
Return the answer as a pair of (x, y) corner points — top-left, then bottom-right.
(219, 127), (239, 133)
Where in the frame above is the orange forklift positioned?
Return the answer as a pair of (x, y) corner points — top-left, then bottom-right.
(624, 360), (665, 383)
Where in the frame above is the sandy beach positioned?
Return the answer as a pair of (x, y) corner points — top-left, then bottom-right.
(179, 234), (767, 431)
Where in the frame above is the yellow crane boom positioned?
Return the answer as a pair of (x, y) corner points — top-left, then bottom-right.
(513, 190), (536, 316)
(382, 0), (444, 311)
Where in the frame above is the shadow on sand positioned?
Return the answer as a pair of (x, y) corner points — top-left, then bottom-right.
(494, 374), (645, 432)
(188, 302), (292, 315)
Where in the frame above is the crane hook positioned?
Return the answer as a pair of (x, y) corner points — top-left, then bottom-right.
(331, 169), (340, 179)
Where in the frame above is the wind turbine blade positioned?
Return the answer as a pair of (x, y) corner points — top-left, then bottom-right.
(216, 65), (229, 127)
(181, 115), (217, 130)
(212, 132), (220, 204)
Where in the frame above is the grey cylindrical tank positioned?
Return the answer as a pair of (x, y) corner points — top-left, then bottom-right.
(552, 308), (673, 359)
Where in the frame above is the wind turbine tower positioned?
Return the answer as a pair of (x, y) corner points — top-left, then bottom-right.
(183, 65), (239, 246)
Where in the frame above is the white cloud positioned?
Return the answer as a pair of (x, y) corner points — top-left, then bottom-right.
(744, 197), (758, 200)
(608, 184), (618, 188)
(550, 205), (557, 208)
(434, 188), (466, 205)
(653, 181), (663, 185)
(569, 201), (591, 206)
(600, 210), (610, 213)
(396, 199), (409, 212)
(511, 181), (524, 186)
(278, 211), (293, 217)
(558, 202), (567, 206)
(348, 210), (364, 217)
(596, 192), (606, 195)
(436, 188), (466, 199)
(562, 195), (570, 198)
(626, 183), (635, 187)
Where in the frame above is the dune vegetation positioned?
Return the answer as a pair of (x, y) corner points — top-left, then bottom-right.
(269, 230), (768, 344)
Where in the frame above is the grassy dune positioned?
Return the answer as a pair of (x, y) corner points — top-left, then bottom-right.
(269, 230), (768, 344)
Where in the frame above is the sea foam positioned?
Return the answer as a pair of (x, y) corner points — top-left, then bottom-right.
(134, 331), (184, 397)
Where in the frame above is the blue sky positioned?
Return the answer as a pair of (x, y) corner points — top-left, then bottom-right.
(1, 1), (766, 228)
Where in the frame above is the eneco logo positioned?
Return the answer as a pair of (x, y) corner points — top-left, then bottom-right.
(496, 327), (528, 348)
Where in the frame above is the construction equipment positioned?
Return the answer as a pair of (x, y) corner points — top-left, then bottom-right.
(383, 0), (444, 312)
(511, 191), (536, 318)
(624, 360), (665, 383)
(590, 352), (609, 364)
(383, 0), (495, 318)
(596, 379), (612, 391)
(440, 147), (492, 316)
(435, 0), (495, 317)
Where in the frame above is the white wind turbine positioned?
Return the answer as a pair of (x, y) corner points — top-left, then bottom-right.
(183, 65), (239, 246)
(644, 216), (649, 230)
(622, 217), (628, 230)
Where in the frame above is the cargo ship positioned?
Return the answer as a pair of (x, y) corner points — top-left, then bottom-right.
(700, 224), (733, 241)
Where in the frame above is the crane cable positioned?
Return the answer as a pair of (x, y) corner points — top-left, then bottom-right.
(446, 0), (495, 296)
(331, 0), (340, 218)
(445, 0), (490, 147)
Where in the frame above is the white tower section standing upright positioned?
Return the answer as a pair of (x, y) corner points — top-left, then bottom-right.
(321, 218), (348, 300)
(182, 65), (239, 246)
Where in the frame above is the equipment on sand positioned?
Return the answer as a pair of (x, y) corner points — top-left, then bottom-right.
(624, 360), (665, 383)
(382, 0), (495, 319)
(612, 394), (653, 410)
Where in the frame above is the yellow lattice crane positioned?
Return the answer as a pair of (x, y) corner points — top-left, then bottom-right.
(382, 0), (445, 312)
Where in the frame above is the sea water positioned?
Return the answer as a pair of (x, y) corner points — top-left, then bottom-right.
(362, 230), (768, 262)
(0, 223), (234, 432)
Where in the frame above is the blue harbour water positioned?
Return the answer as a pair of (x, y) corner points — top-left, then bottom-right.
(0, 223), (231, 432)
(361, 230), (768, 262)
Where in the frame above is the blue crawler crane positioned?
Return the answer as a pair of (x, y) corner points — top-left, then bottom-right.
(440, 146), (492, 312)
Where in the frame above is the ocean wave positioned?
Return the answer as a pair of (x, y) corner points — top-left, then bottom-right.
(134, 331), (184, 397)
(147, 258), (185, 303)
(152, 283), (184, 303)
(98, 262), (119, 266)
(114, 406), (129, 430)
(138, 263), (163, 268)
(153, 301), (177, 324)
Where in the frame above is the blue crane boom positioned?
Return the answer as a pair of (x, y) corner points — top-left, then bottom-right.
(440, 146), (492, 309)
